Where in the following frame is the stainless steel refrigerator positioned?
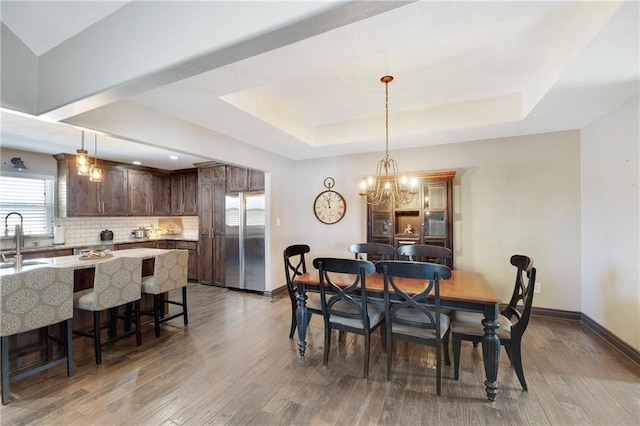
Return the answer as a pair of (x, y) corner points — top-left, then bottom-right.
(225, 192), (265, 292)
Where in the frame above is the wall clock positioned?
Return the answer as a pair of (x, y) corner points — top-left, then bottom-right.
(313, 177), (347, 224)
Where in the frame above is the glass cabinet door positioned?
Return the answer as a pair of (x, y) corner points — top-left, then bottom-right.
(423, 183), (447, 238)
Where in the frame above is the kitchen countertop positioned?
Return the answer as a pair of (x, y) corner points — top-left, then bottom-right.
(0, 235), (198, 255)
(0, 248), (170, 277)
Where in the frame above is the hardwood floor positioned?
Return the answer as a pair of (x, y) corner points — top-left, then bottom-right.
(1, 283), (638, 425)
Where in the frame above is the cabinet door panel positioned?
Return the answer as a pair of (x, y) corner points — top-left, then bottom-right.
(101, 167), (127, 216)
(170, 174), (183, 215)
(152, 173), (171, 216)
(226, 166), (248, 193)
(68, 169), (100, 216)
(249, 170), (264, 191)
(182, 171), (198, 215)
(127, 170), (152, 216)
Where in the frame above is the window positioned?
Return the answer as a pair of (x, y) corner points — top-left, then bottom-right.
(0, 175), (55, 236)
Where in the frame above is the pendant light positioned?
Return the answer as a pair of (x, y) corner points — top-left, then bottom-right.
(89, 134), (103, 183)
(76, 131), (90, 176)
(359, 75), (417, 205)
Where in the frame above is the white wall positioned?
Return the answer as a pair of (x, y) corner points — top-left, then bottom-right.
(0, 148), (57, 176)
(292, 131), (582, 311)
(581, 94), (640, 351)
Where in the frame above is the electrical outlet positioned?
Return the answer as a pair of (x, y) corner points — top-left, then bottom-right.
(534, 282), (542, 294)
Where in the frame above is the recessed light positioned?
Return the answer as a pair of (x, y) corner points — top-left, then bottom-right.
(132, 161), (142, 165)
(169, 155), (179, 160)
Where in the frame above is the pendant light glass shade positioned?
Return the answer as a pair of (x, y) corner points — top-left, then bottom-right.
(359, 76), (417, 205)
(89, 134), (103, 183)
(76, 131), (90, 176)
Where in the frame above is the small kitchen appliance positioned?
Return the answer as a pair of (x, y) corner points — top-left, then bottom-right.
(131, 228), (149, 238)
(100, 229), (114, 241)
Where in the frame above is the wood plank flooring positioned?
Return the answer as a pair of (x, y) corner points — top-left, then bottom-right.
(1, 283), (638, 425)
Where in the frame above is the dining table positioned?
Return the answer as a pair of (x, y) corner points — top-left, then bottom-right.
(294, 269), (503, 402)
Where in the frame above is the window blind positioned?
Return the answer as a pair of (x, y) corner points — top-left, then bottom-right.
(0, 176), (54, 236)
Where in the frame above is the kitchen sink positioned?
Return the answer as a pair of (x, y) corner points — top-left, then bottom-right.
(0, 259), (49, 269)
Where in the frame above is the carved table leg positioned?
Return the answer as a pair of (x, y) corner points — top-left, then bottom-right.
(482, 303), (500, 402)
(296, 283), (308, 356)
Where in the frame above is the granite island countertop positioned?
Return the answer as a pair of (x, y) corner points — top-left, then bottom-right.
(0, 235), (198, 256)
(0, 248), (172, 277)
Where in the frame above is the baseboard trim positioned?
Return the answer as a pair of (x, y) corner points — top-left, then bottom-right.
(581, 313), (640, 366)
(264, 285), (287, 298)
(530, 306), (582, 321)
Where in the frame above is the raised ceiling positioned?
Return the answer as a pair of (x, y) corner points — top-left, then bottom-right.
(1, 0), (638, 169)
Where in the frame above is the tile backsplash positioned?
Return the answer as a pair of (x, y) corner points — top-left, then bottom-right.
(1, 216), (198, 250)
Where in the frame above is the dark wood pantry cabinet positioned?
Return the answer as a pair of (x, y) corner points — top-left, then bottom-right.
(196, 163), (226, 286)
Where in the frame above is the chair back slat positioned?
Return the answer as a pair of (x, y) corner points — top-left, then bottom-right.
(398, 244), (452, 265)
(376, 261), (451, 332)
(502, 255), (535, 323)
(313, 257), (375, 324)
(283, 245), (310, 301)
(348, 243), (395, 261)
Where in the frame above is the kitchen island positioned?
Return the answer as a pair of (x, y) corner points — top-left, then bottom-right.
(1, 248), (182, 366)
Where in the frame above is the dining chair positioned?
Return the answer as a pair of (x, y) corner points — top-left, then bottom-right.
(141, 249), (189, 338)
(376, 260), (452, 396)
(348, 242), (396, 261)
(313, 257), (383, 380)
(283, 245), (323, 339)
(73, 257), (143, 364)
(1, 266), (75, 404)
(398, 244), (452, 266)
(451, 255), (536, 391)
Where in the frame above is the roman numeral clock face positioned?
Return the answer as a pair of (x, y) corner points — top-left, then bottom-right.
(313, 177), (347, 225)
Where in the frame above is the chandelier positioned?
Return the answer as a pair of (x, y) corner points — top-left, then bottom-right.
(359, 75), (417, 205)
(89, 133), (103, 183)
(76, 131), (90, 176)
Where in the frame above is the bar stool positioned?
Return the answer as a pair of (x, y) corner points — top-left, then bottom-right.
(73, 257), (143, 364)
(1, 266), (75, 404)
(141, 250), (189, 337)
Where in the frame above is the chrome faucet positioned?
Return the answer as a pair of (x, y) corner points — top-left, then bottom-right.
(4, 212), (24, 269)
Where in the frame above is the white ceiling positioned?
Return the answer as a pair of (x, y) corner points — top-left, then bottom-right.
(0, 0), (638, 170)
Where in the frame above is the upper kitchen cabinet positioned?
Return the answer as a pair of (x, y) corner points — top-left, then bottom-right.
(226, 166), (264, 193)
(170, 169), (198, 216)
(127, 169), (171, 216)
(55, 154), (127, 217)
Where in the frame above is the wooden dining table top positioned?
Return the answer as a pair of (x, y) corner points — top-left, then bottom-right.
(295, 269), (500, 305)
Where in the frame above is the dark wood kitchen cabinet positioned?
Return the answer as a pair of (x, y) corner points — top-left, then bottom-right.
(128, 170), (152, 215)
(196, 163), (226, 286)
(171, 169), (198, 216)
(55, 154), (127, 217)
(128, 170), (171, 216)
(226, 166), (264, 192)
(152, 172), (171, 216)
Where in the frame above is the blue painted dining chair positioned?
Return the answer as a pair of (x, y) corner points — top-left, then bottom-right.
(376, 260), (452, 396)
(451, 255), (536, 391)
(313, 257), (383, 380)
